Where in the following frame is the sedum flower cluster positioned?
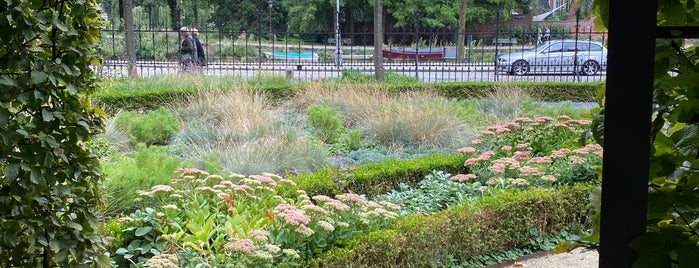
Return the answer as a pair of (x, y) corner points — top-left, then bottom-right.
(124, 168), (400, 267)
(455, 115), (603, 188)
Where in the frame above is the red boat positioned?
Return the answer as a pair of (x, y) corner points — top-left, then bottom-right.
(382, 48), (444, 60)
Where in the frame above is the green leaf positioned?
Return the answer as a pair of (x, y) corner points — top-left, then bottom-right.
(30, 168), (42, 184)
(49, 239), (63, 252)
(0, 76), (18, 87)
(30, 71), (48, 85)
(42, 108), (55, 122)
(4, 163), (20, 180)
(66, 221), (83, 231)
(135, 226), (153, 237)
(16, 128), (28, 137)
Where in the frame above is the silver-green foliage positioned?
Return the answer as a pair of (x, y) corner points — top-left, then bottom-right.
(379, 170), (487, 216)
(0, 0), (109, 265)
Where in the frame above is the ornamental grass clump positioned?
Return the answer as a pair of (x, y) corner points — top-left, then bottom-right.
(113, 168), (400, 266)
(456, 115), (602, 188)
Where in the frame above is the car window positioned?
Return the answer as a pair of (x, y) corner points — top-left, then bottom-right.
(563, 42), (579, 52)
(575, 43), (590, 51)
(589, 43), (603, 51)
(545, 43), (564, 53)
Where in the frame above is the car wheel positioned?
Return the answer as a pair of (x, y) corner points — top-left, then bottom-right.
(579, 60), (600, 75)
(511, 60), (529, 76)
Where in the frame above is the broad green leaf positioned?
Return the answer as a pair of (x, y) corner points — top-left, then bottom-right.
(0, 108), (9, 125)
(49, 239), (62, 252)
(4, 163), (20, 180)
(134, 226), (153, 237)
(67, 83), (77, 95)
(42, 108), (55, 122)
(66, 221), (83, 231)
(30, 71), (47, 85)
(30, 168), (42, 184)
(0, 76), (18, 87)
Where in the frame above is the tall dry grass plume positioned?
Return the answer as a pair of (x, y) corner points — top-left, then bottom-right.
(171, 88), (328, 175)
(476, 84), (532, 122)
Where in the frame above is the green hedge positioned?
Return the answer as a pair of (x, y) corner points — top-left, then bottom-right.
(309, 185), (595, 267)
(93, 80), (602, 112)
(289, 153), (469, 197)
(93, 78), (297, 113)
(428, 81), (602, 102)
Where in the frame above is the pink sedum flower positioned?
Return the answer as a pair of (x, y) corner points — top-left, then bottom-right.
(457, 146), (478, 153)
(452, 173), (477, 182)
(224, 238), (257, 253)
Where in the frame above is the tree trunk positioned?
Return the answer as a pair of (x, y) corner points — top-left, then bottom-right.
(456, 0), (467, 63)
(374, 0), (384, 81)
(123, 0), (138, 78)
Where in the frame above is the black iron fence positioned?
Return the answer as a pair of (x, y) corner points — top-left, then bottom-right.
(98, 25), (608, 82)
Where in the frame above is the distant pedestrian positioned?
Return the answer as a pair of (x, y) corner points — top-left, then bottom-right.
(179, 26), (198, 72)
(543, 27), (551, 42)
(192, 28), (206, 70)
(537, 28), (542, 45)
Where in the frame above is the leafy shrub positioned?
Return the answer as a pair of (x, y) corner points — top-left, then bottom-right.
(114, 107), (179, 145)
(306, 105), (343, 143)
(101, 144), (183, 215)
(109, 168), (401, 266)
(109, 208), (168, 267)
(338, 128), (363, 152)
(1, 0), (108, 265)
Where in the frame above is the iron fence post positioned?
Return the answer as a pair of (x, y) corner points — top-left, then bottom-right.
(414, 11), (421, 80)
(574, 8), (580, 82)
(494, 8), (500, 82)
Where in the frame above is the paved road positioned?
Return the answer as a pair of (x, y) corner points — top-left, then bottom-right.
(98, 60), (606, 83)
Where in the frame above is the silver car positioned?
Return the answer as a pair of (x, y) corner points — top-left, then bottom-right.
(497, 39), (608, 76)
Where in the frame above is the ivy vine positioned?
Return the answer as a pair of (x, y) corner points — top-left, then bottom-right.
(0, 0), (109, 266)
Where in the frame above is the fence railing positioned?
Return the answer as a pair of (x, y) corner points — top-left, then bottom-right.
(98, 27), (608, 83)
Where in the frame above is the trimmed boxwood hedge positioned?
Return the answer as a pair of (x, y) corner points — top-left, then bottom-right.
(307, 184), (595, 267)
(288, 153), (469, 197)
(92, 80), (602, 112)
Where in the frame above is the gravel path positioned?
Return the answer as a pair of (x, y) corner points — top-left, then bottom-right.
(490, 248), (599, 268)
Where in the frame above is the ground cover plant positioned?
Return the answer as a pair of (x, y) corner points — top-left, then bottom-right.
(94, 75), (601, 266)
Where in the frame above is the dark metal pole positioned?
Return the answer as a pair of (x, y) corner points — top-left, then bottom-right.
(599, 0), (656, 267)
(494, 8), (500, 82)
(574, 8), (580, 82)
(258, 11), (263, 71)
(414, 11), (421, 80)
(335, 0), (342, 68)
